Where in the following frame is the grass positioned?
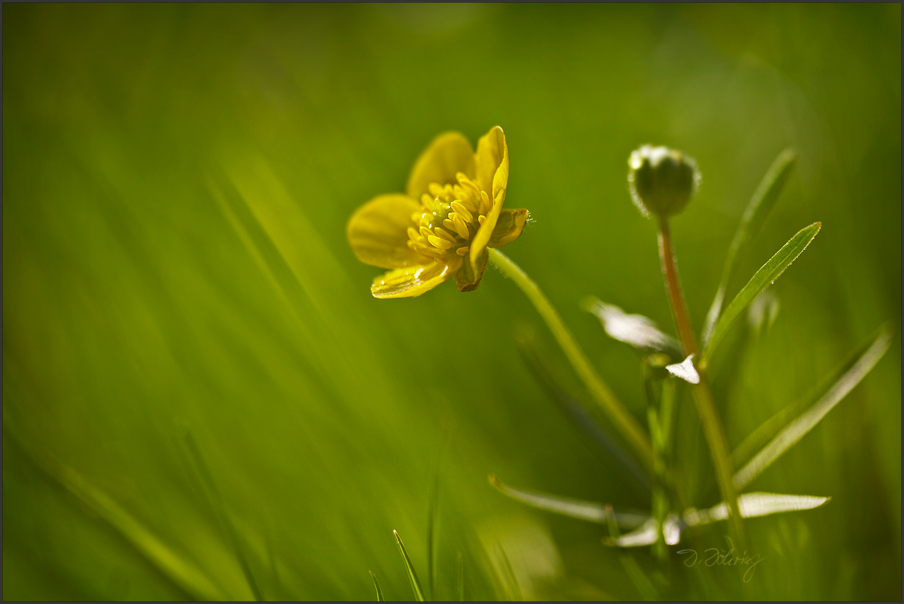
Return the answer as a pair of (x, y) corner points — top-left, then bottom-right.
(3, 3), (900, 601)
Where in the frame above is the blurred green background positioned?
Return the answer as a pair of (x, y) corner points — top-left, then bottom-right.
(3, 3), (900, 601)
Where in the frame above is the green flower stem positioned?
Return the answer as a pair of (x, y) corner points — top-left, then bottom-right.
(488, 248), (655, 473)
(657, 218), (746, 547)
(643, 372), (668, 563)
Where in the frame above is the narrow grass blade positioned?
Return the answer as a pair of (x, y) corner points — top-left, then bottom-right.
(685, 493), (830, 526)
(702, 223), (821, 364)
(604, 514), (684, 548)
(515, 326), (651, 491)
(426, 428), (450, 600)
(455, 552), (464, 602)
(183, 432), (263, 601)
(583, 297), (681, 357)
(607, 493), (829, 548)
(702, 149), (798, 345)
(488, 475), (650, 528)
(494, 541), (521, 601)
(641, 376), (668, 562)
(489, 248), (655, 473)
(4, 426), (223, 601)
(659, 379), (676, 453)
(393, 530), (426, 602)
(603, 506), (659, 600)
(263, 521), (282, 601)
(369, 571), (384, 602)
(747, 289), (781, 337)
(733, 326), (892, 489)
(604, 517), (658, 548)
(732, 324), (892, 468)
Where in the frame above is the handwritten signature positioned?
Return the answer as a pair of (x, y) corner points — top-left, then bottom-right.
(677, 548), (765, 582)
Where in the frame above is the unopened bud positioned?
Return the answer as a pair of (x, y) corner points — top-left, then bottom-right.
(628, 145), (700, 218)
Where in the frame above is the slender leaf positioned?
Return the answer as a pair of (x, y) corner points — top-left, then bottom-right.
(606, 515), (683, 548)
(702, 149), (798, 345)
(263, 519), (282, 600)
(369, 571), (384, 602)
(393, 530), (426, 602)
(702, 223), (821, 364)
(666, 354), (700, 385)
(604, 505), (659, 600)
(659, 379), (677, 453)
(642, 375), (668, 562)
(583, 297), (681, 356)
(747, 290), (781, 337)
(494, 541), (521, 601)
(515, 326), (652, 491)
(488, 475), (650, 528)
(426, 429), (450, 600)
(4, 426), (223, 601)
(606, 518), (658, 548)
(733, 324), (892, 468)
(685, 493), (830, 526)
(733, 326), (892, 489)
(184, 432), (263, 601)
(608, 493), (830, 548)
(490, 248), (656, 473)
(455, 552), (464, 602)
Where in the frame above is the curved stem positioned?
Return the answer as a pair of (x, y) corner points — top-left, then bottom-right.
(658, 220), (698, 357)
(488, 248), (655, 473)
(657, 218), (746, 548)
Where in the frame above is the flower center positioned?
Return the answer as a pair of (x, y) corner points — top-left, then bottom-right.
(407, 172), (491, 260)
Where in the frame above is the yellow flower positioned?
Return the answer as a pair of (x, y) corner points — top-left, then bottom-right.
(347, 126), (529, 298)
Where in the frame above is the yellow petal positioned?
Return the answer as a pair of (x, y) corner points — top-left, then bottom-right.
(474, 126), (509, 206)
(454, 247), (488, 292)
(347, 194), (425, 269)
(371, 259), (459, 299)
(406, 132), (477, 200)
(488, 209), (529, 248)
(469, 185), (505, 273)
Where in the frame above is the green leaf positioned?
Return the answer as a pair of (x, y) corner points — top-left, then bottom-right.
(493, 541), (521, 601)
(732, 324), (891, 469)
(608, 493), (830, 548)
(488, 475), (650, 528)
(455, 552), (464, 602)
(603, 505), (659, 601)
(687, 493), (830, 526)
(583, 296), (681, 357)
(747, 290), (781, 337)
(426, 429), (450, 600)
(702, 149), (798, 345)
(733, 326), (892, 489)
(514, 326), (652, 492)
(183, 432), (263, 601)
(369, 571), (384, 602)
(702, 223), (821, 364)
(393, 530), (426, 602)
(4, 426), (224, 601)
(605, 517), (681, 548)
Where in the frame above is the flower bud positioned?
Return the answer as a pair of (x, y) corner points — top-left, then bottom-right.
(628, 145), (700, 218)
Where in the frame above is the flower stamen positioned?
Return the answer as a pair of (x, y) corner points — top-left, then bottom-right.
(451, 201), (473, 223)
(448, 214), (470, 239)
(428, 235), (454, 250)
(408, 177), (492, 258)
(434, 227), (456, 243)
